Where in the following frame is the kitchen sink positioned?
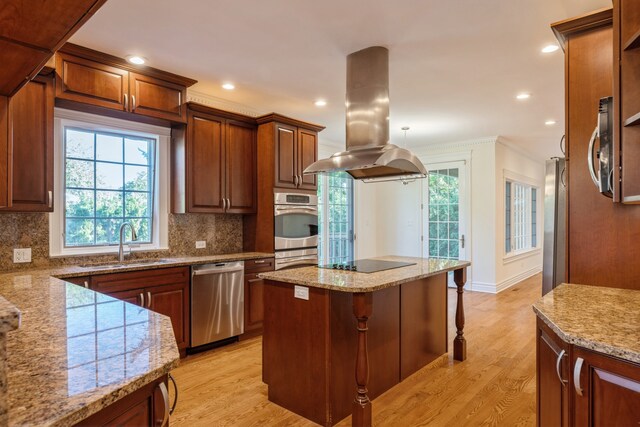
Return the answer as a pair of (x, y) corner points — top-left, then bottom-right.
(79, 258), (172, 269)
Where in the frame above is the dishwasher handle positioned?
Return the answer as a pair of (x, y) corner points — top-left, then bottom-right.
(192, 265), (244, 276)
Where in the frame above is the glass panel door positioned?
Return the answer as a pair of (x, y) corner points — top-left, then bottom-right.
(424, 161), (468, 285)
(318, 172), (354, 265)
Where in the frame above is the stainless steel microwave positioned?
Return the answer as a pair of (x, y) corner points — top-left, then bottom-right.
(274, 192), (318, 251)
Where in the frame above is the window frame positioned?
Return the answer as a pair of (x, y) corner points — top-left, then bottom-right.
(50, 109), (170, 257)
(503, 170), (541, 261)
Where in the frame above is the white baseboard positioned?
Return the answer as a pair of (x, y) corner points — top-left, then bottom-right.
(471, 266), (541, 294)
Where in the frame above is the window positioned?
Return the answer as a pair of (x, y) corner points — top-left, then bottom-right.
(505, 180), (538, 255)
(51, 110), (169, 256)
(64, 128), (155, 247)
(318, 172), (354, 265)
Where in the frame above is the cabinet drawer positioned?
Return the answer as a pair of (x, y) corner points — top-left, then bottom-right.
(62, 275), (91, 288)
(91, 266), (189, 293)
(245, 258), (275, 273)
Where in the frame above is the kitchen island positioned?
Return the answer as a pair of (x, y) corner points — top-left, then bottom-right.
(259, 256), (470, 427)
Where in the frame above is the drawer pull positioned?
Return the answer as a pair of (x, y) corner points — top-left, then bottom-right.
(254, 260), (267, 264)
(139, 292), (145, 307)
(83, 281), (89, 289)
(574, 357), (584, 396)
(555, 349), (568, 386)
(147, 291), (152, 308)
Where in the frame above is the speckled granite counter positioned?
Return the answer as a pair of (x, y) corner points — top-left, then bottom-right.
(0, 251), (272, 426)
(259, 256), (470, 292)
(533, 283), (640, 364)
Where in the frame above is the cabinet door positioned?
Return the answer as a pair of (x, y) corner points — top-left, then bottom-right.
(129, 72), (186, 123)
(55, 53), (129, 111)
(0, 96), (8, 208)
(63, 276), (91, 289)
(573, 347), (640, 426)
(226, 120), (256, 213)
(297, 128), (318, 190)
(537, 319), (570, 426)
(187, 112), (225, 212)
(244, 273), (264, 333)
(147, 282), (189, 351)
(275, 123), (298, 189)
(3, 74), (54, 212)
(108, 288), (145, 307)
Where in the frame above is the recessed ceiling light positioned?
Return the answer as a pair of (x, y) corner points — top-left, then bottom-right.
(315, 99), (327, 107)
(127, 56), (146, 65)
(516, 93), (531, 100)
(222, 83), (235, 90)
(545, 120), (557, 126)
(541, 44), (559, 53)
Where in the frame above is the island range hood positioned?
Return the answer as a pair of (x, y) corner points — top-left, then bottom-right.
(303, 46), (427, 182)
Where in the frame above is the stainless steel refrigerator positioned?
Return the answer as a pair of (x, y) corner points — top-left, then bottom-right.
(542, 158), (567, 295)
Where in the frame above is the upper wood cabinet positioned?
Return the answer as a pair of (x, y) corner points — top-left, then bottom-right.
(613, 0), (640, 203)
(274, 123), (318, 190)
(258, 114), (323, 191)
(0, 0), (107, 97)
(55, 44), (196, 124)
(0, 74), (54, 212)
(172, 104), (257, 214)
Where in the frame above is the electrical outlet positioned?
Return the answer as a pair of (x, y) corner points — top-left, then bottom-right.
(195, 241), (206, 249)
(13, 248), (31, 263)
(294, 285), (309, 300)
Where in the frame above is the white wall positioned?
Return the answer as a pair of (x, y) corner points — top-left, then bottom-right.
(494, 139), (546, 292)
(319, 136), (544, 294)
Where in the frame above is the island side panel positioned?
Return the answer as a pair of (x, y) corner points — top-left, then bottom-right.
(329, 286), (400, 424)
(400, 274), (448, 380)
(262, 280), (331, 425)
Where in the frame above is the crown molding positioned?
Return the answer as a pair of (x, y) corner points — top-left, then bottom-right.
(496, 136), (546, 164)
(186, 89), (266, 117)
(412, 136), (498, 155)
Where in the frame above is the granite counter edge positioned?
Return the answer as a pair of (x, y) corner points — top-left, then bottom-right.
(532, 305), (640, 365)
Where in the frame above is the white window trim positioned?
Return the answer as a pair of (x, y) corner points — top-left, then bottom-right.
(502, 169), (540, 262)
(50, 108), (170, 257)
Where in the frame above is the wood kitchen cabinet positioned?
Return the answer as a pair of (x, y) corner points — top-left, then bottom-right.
(536, 318), (570, 427)
(76, 374), (171, 427)
(90, 267), (190, 355)
(56, 44), (196, 124)
(552, 9), (640, 290)
(0, 74), (54, 212)
(573, 347), (640, 426)
(613, 0), (640, 203)
(0, 0), (107, 97)
(536, 317), (640, 426)
(242, 258), (275, 337)
(271, 121), (319, 190)
(172, 104), (256, 214)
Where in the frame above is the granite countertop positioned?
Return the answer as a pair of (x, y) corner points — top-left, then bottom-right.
(259, 256), (471, 292)
(533, 283), (640, 364)
(0, 251), (273, 426)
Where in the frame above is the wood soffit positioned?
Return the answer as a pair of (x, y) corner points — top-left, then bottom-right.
(551, 7), (613, 51)
(58, 43), (198, 87)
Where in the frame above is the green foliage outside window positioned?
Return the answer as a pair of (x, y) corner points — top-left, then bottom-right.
(64, 128), (155, 247)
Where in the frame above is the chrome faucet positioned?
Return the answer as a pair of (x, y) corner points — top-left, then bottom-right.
(118, 222), (138, 262)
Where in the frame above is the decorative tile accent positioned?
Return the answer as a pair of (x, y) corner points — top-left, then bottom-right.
(533, 283), (640, 364)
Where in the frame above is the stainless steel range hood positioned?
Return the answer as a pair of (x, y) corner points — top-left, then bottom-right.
(304, 46), (427, 182)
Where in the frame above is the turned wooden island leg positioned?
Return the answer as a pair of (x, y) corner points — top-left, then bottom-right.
(352, 292), (373, 427)
(453, 268), (467, 361)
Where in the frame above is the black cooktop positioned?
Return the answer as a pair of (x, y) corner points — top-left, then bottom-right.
(319, 259), (416, 274)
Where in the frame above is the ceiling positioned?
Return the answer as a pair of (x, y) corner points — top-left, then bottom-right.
(70, 0), (610, 160)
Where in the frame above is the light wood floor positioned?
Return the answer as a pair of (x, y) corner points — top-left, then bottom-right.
(170, 274), (541, 426)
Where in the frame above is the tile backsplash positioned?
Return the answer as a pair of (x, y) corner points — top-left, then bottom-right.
(0, 213), (243, 272)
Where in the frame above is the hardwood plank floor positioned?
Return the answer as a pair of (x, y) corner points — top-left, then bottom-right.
(170, 274), (541, 426)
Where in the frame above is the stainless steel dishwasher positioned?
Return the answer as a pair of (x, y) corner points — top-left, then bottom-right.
(191, 261), (244, 347)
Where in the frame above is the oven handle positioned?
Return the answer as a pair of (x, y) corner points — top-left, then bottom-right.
(275, 206), (318, 213)
(276, 257), (318, 269)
